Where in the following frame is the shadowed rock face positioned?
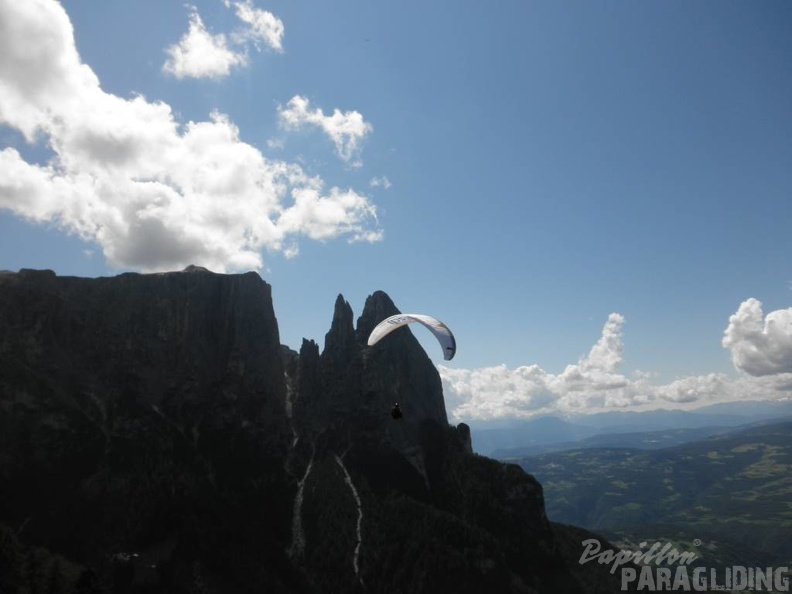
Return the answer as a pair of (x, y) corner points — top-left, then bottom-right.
(0, 269), (632, 593)
(291, 291), (449, 488)
(0, 268), (298, 590)
(457, 422), (473, 455)
(0, 268), (289, 442)
(356, 290), (448, 427)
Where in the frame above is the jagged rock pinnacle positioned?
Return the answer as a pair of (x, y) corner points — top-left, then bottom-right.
(322, 294), (358, 368)
(355, 290), (400, 346)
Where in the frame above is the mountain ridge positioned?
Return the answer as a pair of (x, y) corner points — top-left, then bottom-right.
(0, 268), (631, 593)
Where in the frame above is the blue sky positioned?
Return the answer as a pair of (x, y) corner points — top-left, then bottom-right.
(1, 0), (791, 421)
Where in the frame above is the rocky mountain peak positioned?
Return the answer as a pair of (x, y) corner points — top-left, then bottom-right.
(321, 294), (358, 369)
(357, 290), (449, 427)
(355, 289), (399, 346)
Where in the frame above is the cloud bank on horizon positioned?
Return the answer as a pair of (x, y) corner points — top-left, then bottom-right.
(440, 299), (792, 422)
(0, 0), (380, 273)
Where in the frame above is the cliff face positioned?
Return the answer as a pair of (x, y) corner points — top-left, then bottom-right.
(0, 269), (630, 594)
(0, 268), (298, 591)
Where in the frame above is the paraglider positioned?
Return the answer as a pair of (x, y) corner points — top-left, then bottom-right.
(367, 314), (456, 361)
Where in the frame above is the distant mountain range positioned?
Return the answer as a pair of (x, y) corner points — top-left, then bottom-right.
(469, 399), (792, 457)
(493, 425), (740, 458)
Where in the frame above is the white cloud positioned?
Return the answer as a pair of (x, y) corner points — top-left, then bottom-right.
(229, 0), (284, 52)
(440, 311), (792, 422)
(722, 298), (792, 376)
(277, 186), (382, 243)
(370, 176), (391, 190)
(163, 7), (247, 80)
(164, 1), (283, 80)
(0, 0), (381, 273)
(279, 95), (373, 166)
(578, 313), (624, 373)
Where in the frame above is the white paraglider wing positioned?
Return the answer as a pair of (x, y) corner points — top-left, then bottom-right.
(367, 314), (456, 361)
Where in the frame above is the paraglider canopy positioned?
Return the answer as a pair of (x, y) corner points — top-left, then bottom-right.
(367, 314), (456, 361)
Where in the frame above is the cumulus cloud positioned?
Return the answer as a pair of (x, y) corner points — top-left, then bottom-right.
(278, 95), (373, 167)
(0, 0), (381, 273)
(163, 8), (246, 80)
(277, 186), (383, 243)
(228, 0), (284, 52)
(722, 298), (792, 376)
(440, 311), (792, 422)
(581, 313), (623, 373)
(441, 313), (636, 420)
(164, 1), (284, 80)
